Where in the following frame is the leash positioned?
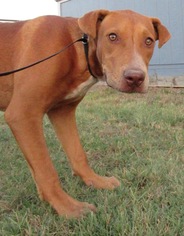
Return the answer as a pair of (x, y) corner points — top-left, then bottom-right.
(0, 34), (97, 78)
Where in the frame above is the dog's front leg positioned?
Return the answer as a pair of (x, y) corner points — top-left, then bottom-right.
(48, 103), (120, 190)
(4, 104), (95, 218)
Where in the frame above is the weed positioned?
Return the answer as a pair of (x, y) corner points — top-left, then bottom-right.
(0, 87), (183, 235)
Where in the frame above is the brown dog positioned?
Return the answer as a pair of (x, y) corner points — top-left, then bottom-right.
(0, 10), (170, 218)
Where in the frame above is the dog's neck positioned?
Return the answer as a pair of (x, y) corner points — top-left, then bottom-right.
(87, 37), (104, 79)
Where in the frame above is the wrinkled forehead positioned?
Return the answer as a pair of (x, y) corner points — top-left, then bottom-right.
(99, 10), (155, 36)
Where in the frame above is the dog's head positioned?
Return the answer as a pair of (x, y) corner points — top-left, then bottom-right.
(78, 10), (171, 93)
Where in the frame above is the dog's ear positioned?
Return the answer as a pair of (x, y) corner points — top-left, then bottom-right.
(152, 18), (171, 48)
(78, 10), (110, 38)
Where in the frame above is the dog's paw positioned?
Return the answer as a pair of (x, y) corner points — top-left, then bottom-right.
(83, 174), (120, 190)
(63, 201), (96, 219)
(53, 198), (96, 218)
(44, 188), (96, 218)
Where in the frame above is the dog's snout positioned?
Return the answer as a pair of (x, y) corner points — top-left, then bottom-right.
(124, 69), (145, 87)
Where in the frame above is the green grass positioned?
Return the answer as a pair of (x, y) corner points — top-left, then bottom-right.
(0, 87), (184, 235)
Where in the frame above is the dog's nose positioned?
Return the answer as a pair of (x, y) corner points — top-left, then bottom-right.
(124, 69), (145, 87)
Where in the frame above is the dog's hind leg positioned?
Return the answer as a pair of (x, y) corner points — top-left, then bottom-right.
(48, 103), (121, 190)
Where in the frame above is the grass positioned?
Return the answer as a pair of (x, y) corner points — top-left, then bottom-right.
(0, 86), (184, 235)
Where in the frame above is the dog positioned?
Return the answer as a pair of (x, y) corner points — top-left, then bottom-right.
(0, 9), (170, 218)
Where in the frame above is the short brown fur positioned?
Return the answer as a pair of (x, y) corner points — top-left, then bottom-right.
(0, 10), (170, 218)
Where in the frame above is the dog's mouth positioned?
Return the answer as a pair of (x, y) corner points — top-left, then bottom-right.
(106, 80), (143, 93)
(104, 70), (148, 93)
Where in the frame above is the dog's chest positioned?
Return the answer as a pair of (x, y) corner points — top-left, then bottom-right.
(64, 77), (97, 102)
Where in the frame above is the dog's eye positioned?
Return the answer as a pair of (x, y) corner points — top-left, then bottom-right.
(109, 33), (118, 41)
(145, 37), (154, 46)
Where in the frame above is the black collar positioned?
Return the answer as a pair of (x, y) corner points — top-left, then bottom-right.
(81, 34), (97, 79)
